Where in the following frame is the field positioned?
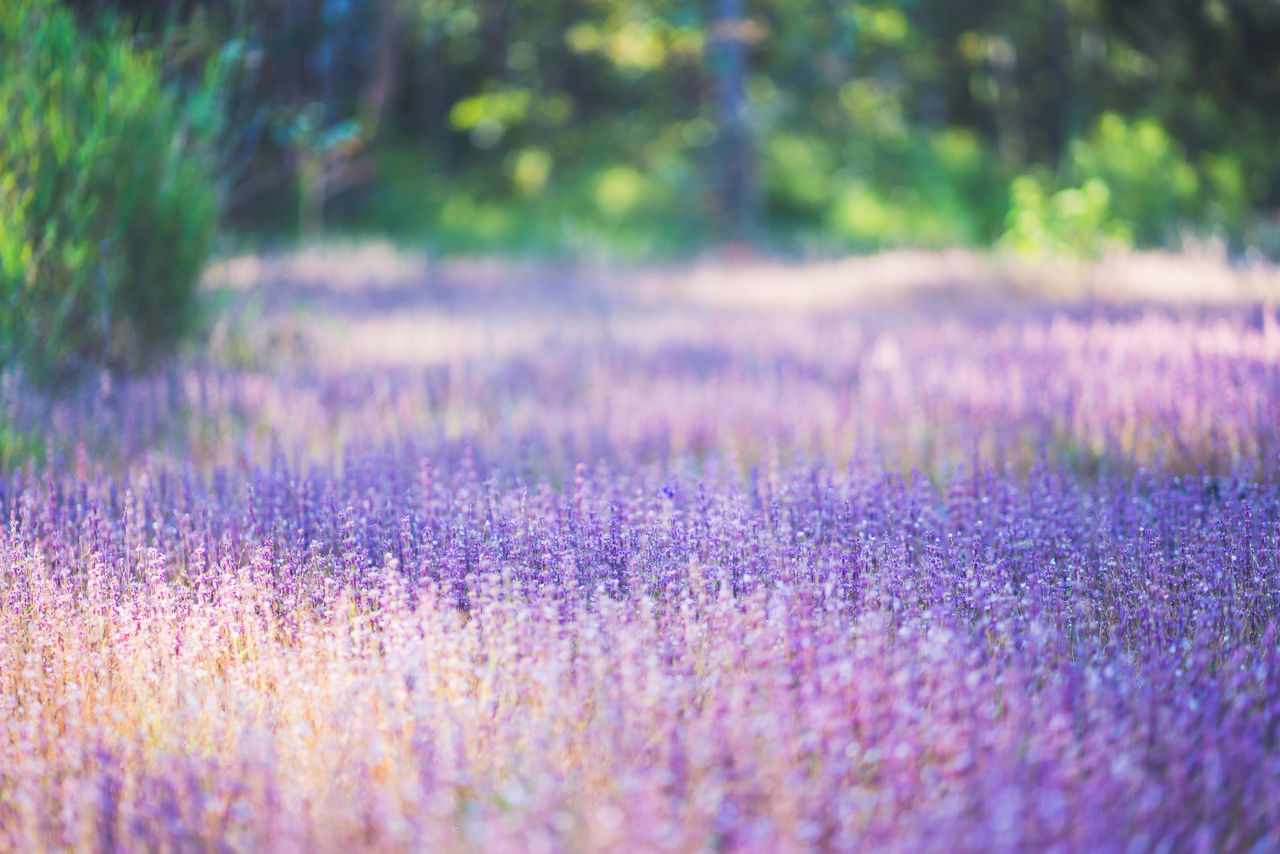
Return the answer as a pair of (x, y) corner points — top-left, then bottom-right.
(3, 247), (1280, 852)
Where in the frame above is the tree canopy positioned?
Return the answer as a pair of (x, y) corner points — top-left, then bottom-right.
(61, 0), (1280, 256)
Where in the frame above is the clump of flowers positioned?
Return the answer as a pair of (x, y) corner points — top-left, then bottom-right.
(2, 279), (1279, 851)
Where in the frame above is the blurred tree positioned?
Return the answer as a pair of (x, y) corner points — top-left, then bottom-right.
(710, 0), (757, 239)
(52, 0), (1280, 254)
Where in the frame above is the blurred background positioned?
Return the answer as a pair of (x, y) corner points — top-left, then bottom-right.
(6, 0), (1280, 385)
(45, 0), (1280, 258)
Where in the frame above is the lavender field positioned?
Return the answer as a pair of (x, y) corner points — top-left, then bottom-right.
(4, 247), (1280, 852)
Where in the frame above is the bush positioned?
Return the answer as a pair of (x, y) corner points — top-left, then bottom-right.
(825, 128), (1009, 250)
(1000, 173), (1130, 258)
(1000, 114), (1250, 257)
(0, 0), (224, 384)
(1067, 113), (1198, 246)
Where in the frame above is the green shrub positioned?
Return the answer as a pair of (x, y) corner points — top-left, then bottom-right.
(826, 128), (1009, 249)
(1000, 114), (1250, 257)
(1000, 173), (1131, 258)
(0, 0), (225, 384)
(1067, 113), (1199, 245)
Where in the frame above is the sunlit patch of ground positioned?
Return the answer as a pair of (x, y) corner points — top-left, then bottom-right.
(204, 244), (1280, 369)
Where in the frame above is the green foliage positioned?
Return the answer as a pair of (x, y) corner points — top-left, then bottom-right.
(0, 417), (44, 469)
(825, 129), (1009, 249)
(338, 144), (708, 258)
(357, 0), (1024, 255)
(0, 0), (225, 384)
(1001, 174), (1127, 258)
(1001, 114), (1250, 257)
(1070, 115), (1195, 241)
(84, 0), (1280, 257)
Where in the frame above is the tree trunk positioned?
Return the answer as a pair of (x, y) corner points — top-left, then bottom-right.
(361, 0), (401, 137)
(710, 0), (757, 242)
